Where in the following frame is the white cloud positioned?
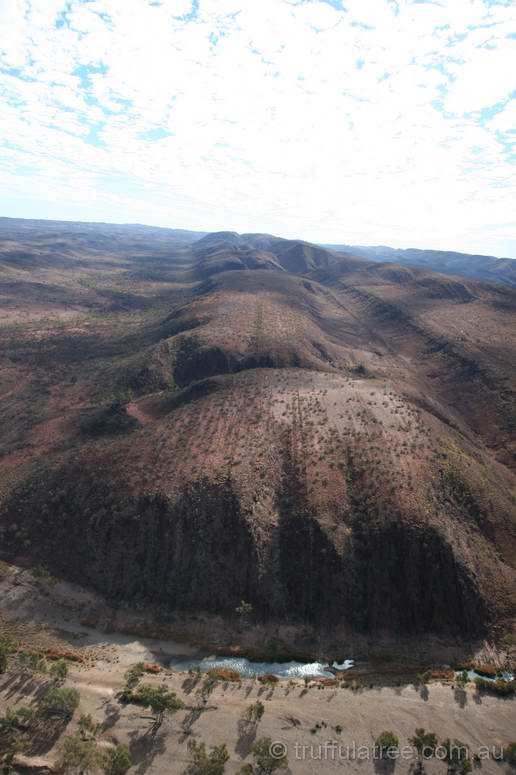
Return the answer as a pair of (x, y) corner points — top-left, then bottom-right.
(0, 0), (515, 256)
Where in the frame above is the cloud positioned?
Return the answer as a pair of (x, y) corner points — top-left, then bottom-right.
(0, 0), (515, 256)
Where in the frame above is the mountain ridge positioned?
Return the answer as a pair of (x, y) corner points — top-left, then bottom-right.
(0, 218), (515, 640)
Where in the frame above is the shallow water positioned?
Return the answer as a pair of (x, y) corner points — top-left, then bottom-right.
(169, 655), (354, 678)
(456, 669), (514, 683)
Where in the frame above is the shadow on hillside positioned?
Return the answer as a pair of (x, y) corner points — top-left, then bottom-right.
(128, 726), (167, 775)
(235, 719), (258, 759)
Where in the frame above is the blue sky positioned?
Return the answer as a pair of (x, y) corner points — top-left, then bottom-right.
(0, 0), (515, 256)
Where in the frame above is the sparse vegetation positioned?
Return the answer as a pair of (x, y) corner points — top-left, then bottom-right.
(247, 736), (288, 774)
(128, 684), (184, 735)
(474, 677), (515, 696)
(103, 744), (132, 775)
(186, 739), (229, 775)
(410, 728), (438, 771)
(49, 658), (69, 685)
(374, 730), (399, 759)
(58, 732), (102, 774)
(0, 637), (16, 674)
(504, 743), (516, 767)
(243, 701), (265, 723)
(40, 686), (80, 719)
(441, 738), (472, 774)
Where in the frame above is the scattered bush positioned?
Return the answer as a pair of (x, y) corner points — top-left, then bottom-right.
(0, 637), (16, 673)
(374, 731), (399, 759)
(456, 670), (469, 688)
(16, 651), (48, 676)
(120, 662), (145, 699)
(244, 701), (265, 723)
(0, 706), (34, 733)
(186, 739), (229, 775)
(474, 677), (515, 696)
(40, 686), (80, 719)
(77, 713), (100, 740)
(504, 742), (516, 767)
(249, 736), (288, 773)
(441, 738), (472, 774)
(58, 732), (102, 774)
(410, 728), (438, 760)
(103, 744), (132, 775)
(49, 658), (68, 685)
(129, 684), (184, 734)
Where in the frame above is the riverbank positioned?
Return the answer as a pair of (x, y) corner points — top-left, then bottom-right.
(1, 562), (515, 774)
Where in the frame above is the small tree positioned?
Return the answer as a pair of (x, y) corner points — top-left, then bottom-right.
(410, 728), (438, 773)
(16, 651), (47, 677)
(102, 744), (132, 775)
(249, 737), (288, 774)
(120, 662), (145, 700)
(456, 670), (468, 688)
(441, 739), (472, 774)
(186, 739), (229, 774)
(125, 662), (145, 690)
(78, 714), (100, 740)
(50, 658), (68, 685)
(244, 701), (265, 724)
(58, 732), (102, 774)
(2, 734), (29, 775)
(375, 731), (399, 759)
(131, 685), (184, 735)
(0, 706), (34, 733)
(39, 686), (80, 719)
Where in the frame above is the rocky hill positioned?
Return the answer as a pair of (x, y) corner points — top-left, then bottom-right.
(0, 220), (515, 640)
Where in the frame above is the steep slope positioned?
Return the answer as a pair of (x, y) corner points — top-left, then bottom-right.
(0, 222), (515, 640)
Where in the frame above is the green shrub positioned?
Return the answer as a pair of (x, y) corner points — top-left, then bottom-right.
(374, 731), (399, 759)
(504, 742), (516, 767)
(474, 677), (515, 696)
(16, 651), (48, 676)
(40, 686), (80, 718)
(186, 739), (229, 774)
(250, 737), (288, 773)
(103, 744), (132, 775)
(441, 739), (472, 774)
(244, 701), (265, 723)
(77, 713), (100, 740)
(0, 706), (35, 732)
(0, 637), (17, 673)
(58, 732), (102, 773)
(129, 684), (184, 733)
(410, 728), (438, 759)
(49, 658), (68, 685)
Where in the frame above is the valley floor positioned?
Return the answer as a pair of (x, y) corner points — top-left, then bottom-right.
(0, 565), (515, 774)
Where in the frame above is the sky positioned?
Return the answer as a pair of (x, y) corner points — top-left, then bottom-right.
(0, 0), (515, 257)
